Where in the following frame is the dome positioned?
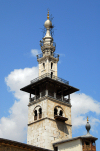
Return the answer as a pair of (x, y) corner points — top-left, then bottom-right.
(85, 122), (91, 132)
(44, 19), (52, 29)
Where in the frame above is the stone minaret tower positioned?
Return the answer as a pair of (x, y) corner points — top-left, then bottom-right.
(20, 11), (79, 150)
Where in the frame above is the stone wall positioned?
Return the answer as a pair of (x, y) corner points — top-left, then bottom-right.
(38, 57), (58, 77)
(56, 139), (82, 151)
(27, 97), (72, 150)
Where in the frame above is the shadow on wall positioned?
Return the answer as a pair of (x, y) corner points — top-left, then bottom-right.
(55, 121), (69, 135)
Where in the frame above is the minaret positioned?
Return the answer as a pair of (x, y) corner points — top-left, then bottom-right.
(20, 12), (79, 150)
(38, 11), (58, 77)
(82, 117), (98, 151)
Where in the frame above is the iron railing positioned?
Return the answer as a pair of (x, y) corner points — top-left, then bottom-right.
(53, 53), (59, 58)
(37, 53), (43, 59)
(30, 73), (69, 85)
(30, 95), (70, 104)
(36, 52), (59, 59)
(40, 40), (56, 48)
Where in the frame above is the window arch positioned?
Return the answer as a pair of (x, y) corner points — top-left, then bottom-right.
(51, 62), (53, 69)
(34, 110), (37, 121)
(51, 72), (53, 78)
(54, 108), (58, 116)
(59, 110), (63, 116)
(43, 63), (45, 69)
(39, 108), (42, 119)
(34, 105), (42, 121)
(54, 106), (64, 117)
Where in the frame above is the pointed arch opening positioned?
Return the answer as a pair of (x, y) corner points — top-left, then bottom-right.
(51, 62), (53, 69)
(51, 72), (53, 78)
(43, 63), (45, 69)
(59, 110), (63, 116)
(39, 108), (42, 119)
(34, 110), (37, 120)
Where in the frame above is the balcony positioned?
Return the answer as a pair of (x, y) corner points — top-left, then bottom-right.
(30, 90), (70, 104)
(40, 40), (56, 48)
(30, 73), (69, 85)
(36, 52), (59, 59)
(82, 144), (96, 151)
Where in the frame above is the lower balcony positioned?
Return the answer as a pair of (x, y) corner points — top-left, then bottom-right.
(29, 91), (70, 104)
(82, 144), (96, 151)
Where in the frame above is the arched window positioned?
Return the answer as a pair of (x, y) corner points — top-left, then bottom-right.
(54, 108), (58, 116)
(51, 62), (53, 69)
(39, 108), (42, 119)
(54, 106), (64, 118)
(43, 63), (45, 69)
(59, 110), (63, 116)
(51, 72), (53, 78)
(34, 110), (37, 120)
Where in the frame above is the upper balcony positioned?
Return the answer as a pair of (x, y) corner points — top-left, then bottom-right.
(37, 52), (59, 60)
(30, 73), (69, 85)
(40, 40), (56, 48)
(40, 40), (56, 52)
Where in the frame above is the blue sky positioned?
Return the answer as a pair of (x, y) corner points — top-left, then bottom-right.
(0, 0), (100, 150)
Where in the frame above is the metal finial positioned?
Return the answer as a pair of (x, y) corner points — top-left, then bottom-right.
(47, 10), (49, 19)
(87, 116), (89, 122)
(85, 116), (91, 134)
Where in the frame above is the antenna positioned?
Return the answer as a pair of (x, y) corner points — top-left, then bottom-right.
(49, 14), (55, 38)
(40, 25), (46, 38)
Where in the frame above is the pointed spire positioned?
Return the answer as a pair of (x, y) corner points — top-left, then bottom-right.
(87, 116), (89, 122)
(47, 10), (49, 20)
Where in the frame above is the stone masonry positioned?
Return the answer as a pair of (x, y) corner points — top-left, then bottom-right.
(27, 97), (72, 150)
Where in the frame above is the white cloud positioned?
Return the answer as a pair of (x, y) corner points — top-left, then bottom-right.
(71, 93), (100, 130)
(0, 66), (100, 142)
(0, 66), (38, 142)
(31, 49), (40, 57)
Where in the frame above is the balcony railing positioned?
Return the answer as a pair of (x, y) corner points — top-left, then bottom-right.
(37, 53), (43, 59)
(82, 145), (96, 151)
(30, 91), (70, 104)
(40, 40), (56, 48)
(30, 73), (69, 85)
(36, 52), (59, 59)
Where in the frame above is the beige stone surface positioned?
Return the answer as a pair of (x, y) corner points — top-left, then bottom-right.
(38, 56), (58, 77)
(27, 98), (72, 150)
(56, 139), (82, 151)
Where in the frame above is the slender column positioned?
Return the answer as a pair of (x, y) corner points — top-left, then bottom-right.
(46, 82), (48, 96)
(90, 141), (92, 150)
(68, 94), (70, 103)
(61, 88), (63, 101)
(39, 86), (42, 98)
(29, 93), (31, 102)
(54, 85), (56, 99)
(40, 92), (42, 98)
(37, 109), (39, 120)
(35, 89), (37, 100)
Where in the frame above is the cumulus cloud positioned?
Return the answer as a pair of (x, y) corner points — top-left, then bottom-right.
(0, 66), (38, 142)
(71, 93), (100, 130)
(31, 49), (40, 57)
(0, 65), (100, 142)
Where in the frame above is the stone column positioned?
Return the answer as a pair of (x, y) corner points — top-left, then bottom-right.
(61, 88), (63, 101)
(46, 82), (48, 96)
(54, 85), (56, 99)
(39, 86), (42, 98)
(35, 89), (37, 100)
(68, 94), (70, 103)
(29, 93), (31, 102)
